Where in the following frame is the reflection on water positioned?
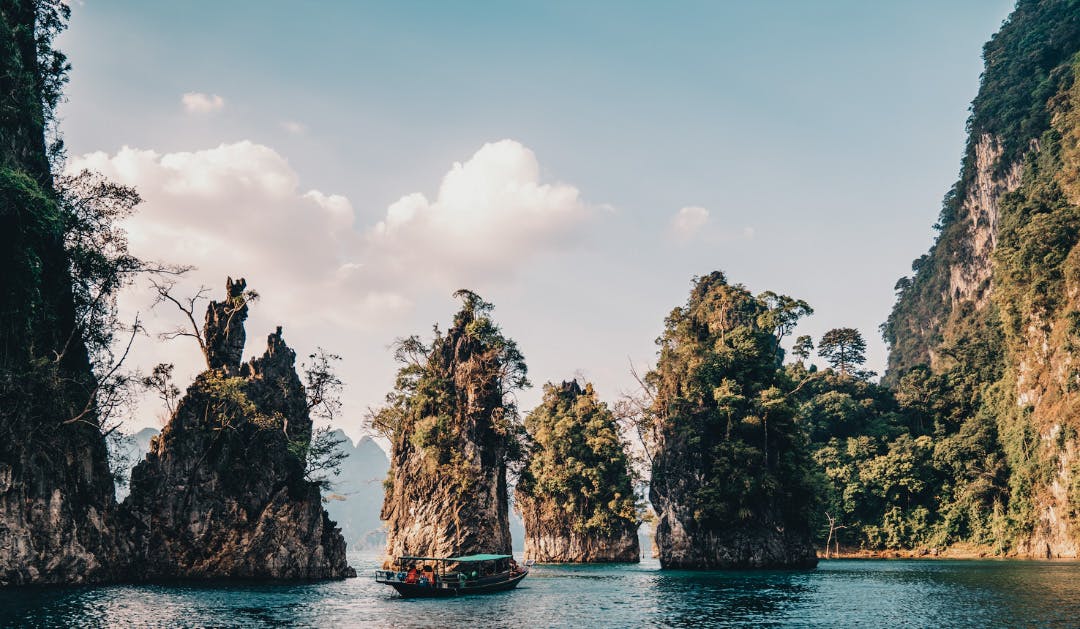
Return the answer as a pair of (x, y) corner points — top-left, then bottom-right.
(650, 569), (812, 626)
(1, 553), (1079, 627)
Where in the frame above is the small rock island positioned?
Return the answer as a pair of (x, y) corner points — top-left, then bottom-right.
(377, 291), (528, 561)
(515, 380), (640, 563)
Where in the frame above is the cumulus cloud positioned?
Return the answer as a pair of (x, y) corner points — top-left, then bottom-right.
(181, 92), (225, 114)
(670, 205), (710, 240)
(68, 138), (596, 330)
(66, 141), (399, 338)
(67, 138), (599, 431)
(365, 139), (592, 284)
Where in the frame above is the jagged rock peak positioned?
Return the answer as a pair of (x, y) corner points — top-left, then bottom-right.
(243, 327), (294, 378)
(121, 278), (353, 580)
(205, 276), (249, 371)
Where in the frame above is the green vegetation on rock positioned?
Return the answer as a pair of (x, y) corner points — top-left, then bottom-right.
(515, 380), (640, 562)
(646, 272), (818, 568)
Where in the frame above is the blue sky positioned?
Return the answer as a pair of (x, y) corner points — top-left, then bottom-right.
(57, 1), (1015, 437)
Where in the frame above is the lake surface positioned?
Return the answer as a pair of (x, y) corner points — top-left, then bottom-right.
(2, 552), (1079, 627)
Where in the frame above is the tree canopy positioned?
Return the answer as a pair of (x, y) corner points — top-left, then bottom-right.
(516, 380), (640, 538)
(818, 328), (867, 375)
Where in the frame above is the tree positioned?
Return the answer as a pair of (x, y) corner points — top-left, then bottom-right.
(302, 426), (348, 492)
(818, 328), (867, 375)
(150, 277), (258, 368)
(304, 348), (343, 423)
(758, 292), (814, 343)
(140, 362), (180, 419)
(793, 335), (814, 362)
(297, 348), (347, 490)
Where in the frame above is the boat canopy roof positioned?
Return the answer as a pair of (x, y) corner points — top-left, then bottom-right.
(397, 554), (511, 563)
(447, 554), (511, 562)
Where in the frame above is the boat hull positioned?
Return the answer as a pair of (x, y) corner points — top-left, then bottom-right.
(383, 569), (528, 598)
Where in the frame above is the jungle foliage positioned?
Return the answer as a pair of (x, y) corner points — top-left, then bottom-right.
(371, 290), (530, 482)
(872, 0), (1080, 552)
(515, 380), (640, 538)
(646, 272), (817, 532)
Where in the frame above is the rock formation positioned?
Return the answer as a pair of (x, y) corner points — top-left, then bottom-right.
(882, 0), (1080, 557)
(0, 0), (124, 585)
(0, 3), (355, 585)
(122, 279), (354, 580)
(379, 290), (527, 561)
(515, 380), (640, 563)
(647, 272), (818, 569)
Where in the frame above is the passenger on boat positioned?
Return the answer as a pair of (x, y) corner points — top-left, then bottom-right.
(405, 565), (418, 584)
(510, 559), (519, 573)
(422, 565), (436, 586)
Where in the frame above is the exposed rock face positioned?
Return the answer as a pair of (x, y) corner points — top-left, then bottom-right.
(380, 292), (523, 562)
(945, 134), (1025, 310)
(516, 380), (640, 563)
(522, 532), (638, 564)
(204, 277), (248, 370)
(651, 504), (817, 569)
(122, 280), (354, 580)
(0, 0), (123, 585)
(0, 423), (124, 585)
(651, 437), (818, 569)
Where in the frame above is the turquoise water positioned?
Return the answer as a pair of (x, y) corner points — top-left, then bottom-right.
(2, 552), (1079, 627)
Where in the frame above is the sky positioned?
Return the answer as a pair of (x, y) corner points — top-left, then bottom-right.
(56, 1), (1016, 441)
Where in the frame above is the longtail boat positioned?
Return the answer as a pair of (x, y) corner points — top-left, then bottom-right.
(375, 554), (530, 598)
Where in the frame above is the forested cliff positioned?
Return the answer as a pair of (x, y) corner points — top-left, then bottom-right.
(882, 0), (1080, 556)
(0, 2), (353, 585)
(647, 273), (818, 568)
(0, 0), (123, 585)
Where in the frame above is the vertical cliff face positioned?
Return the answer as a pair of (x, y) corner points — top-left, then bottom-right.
(515, 380), (640, 563)
(647, 273), (817, 569)
(0, 1), (123, 585)
(883, 0), (1080, 556)
(379, 291), (526, 562)
(122, 279), (354, 580)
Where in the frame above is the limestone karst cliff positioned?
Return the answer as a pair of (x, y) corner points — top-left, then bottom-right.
(0, 0), (123, 585)
(515, 380), (640, 563)
(376, 291), (527, 561)
(882, 0), (1080, 556)
(122, 279), (354, 579)
(647, 273), (818, 569)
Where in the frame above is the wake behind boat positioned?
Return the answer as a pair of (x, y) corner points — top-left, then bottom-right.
(375, 554), (530, 598)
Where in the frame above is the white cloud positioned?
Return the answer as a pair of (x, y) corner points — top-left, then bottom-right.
(67, 138), (596, 329)
(181, 92), (225, 114)
(67, 138), (599, 434)
(365, 139), (593, 285)
(670, 205), (710, 240)
(66, 141), (394, 336)
(281, 121), (307, 135)
(667, 206), (755, 243)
